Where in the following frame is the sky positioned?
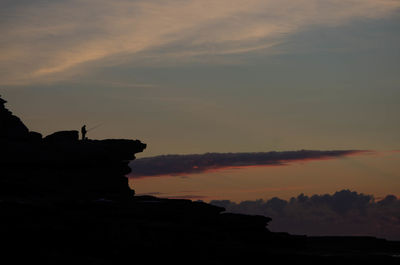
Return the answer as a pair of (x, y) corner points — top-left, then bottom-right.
(1, 0), (400, 209)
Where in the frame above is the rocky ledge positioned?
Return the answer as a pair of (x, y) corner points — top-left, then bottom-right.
(1, 96), (399, 264)
(1, 96), (146, 200)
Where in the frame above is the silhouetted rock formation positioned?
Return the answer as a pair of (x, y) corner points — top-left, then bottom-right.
(0, 97), (29, 140)
(1, 96), (399, 264)
(2, 197), (399, 265)
(43, 130), (79, 142)
(0, 96), (146, 200)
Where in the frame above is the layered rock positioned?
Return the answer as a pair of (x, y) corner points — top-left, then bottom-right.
(1, 96), (399, 265)
(0, 96), (146, 200)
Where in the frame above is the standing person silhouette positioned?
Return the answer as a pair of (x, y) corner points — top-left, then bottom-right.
(81, 125), (87, 140)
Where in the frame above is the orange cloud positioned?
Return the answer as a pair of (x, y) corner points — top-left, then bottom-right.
(129, 150), (370, 179)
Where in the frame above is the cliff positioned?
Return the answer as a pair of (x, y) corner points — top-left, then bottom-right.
(1, 96), (399, 264)
(0, 96), (146, 200)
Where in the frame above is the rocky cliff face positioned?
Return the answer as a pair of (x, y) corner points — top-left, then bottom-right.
(1, 96), (399, 265)
(0, 96), (146, 200)
(0, 97), (29, 140)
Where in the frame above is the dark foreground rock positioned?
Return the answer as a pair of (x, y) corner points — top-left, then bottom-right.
(1, 197), (399, 265)
(1, 96), (399, 264)
(0, 96), (146, 200)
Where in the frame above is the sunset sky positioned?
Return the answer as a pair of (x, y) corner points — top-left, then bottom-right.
(1, 0), (400, 203)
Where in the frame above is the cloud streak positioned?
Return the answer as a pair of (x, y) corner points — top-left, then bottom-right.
(129, 150), (368, 178)
(1, 0), (399, 85)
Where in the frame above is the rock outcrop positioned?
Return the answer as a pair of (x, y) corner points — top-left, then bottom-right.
(0, 97), (29, 140)
(1, 96), (399, 265)
(0, 96), (146, 200)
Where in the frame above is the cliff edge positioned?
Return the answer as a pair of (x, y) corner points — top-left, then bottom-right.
(1, 96), (398, 264)
(0, 96), (146, 200)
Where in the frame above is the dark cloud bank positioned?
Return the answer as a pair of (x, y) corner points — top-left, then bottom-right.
(211, 190), (400, 240)
(129, 150), (365, 178)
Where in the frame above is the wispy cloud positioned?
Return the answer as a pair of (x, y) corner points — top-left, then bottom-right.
(1, 0), (399, 85)
(129, 150), (369, 178)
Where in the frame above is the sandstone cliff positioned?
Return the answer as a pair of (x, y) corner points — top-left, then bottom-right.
(1, 96), (398, 265)
(0, 96), (146, 200)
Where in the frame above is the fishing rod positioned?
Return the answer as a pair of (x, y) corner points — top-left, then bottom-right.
(87, 123), (103, 132)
